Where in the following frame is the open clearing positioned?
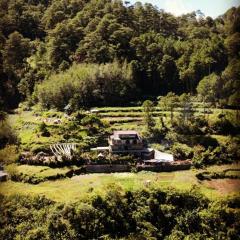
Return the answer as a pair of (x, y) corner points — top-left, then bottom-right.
(1, 165), (240, 203)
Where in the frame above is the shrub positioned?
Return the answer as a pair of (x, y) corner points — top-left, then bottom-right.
(192, 135), (219, 148)
(0, 145), (19, 165)
(31, 144), (50, 154)
(110, 154), (137, 165)
(81, 115), (104, 134)
(192, 145), (206, 168)
(210, 118), (235, 134)
(225, 139), (240, 159)
(0, 121), (19, 148)
(172, 117), (203, 135)
(0, 189), (239, 240)
(38, 122), (50, 137)
(72, 110), (87, 122)
(150, 127), (168, 142)
(172, 143), (193, 160)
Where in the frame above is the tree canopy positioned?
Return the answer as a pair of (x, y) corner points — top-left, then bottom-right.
(0, 0), (239, 110)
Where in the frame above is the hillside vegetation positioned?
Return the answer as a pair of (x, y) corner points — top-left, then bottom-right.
(1, 186), (240, 240)
(0, 1), (240, 239)
(0, 0), (239, 110)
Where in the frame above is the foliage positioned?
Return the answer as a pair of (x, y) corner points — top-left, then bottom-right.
(192, 138), (240, 168)
(142, 100), (155, 134)
(210, 116), (237, 135)
(0, 0), (239, 109)
(159, 92), (179, 124)
(0, 120), (18, 148)
(172, 143), (193, 160)
(6, 164), (84, 184)
(0, 188), (239, 240)
(196, 169), (240, 181)
(81, 114), (104, 134)
(35, 62), (136, 109)
(0, 145), (19, 165)
(38, 122), (50, 137)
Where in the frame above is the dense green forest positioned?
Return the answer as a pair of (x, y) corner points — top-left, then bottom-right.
(0, 0), (239, 110)
(1, 188), (240, 240)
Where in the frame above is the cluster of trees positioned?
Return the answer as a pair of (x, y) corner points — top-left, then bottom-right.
(0, 0), (239, 110)
(141, 94), (240, 166)
(34, 61), (135, 109)
(1, 188), (239, 239)
(0, 111), (18, 148)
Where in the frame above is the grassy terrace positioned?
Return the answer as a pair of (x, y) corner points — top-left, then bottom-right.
(2, 106), (239, 204)
(96, 106), (237, 124)
(6, 106), (239, 151)
(8, 164), (78, 178)
(1, 165), (239, 203)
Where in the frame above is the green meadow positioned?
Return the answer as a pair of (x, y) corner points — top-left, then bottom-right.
(1, 165), (239, 203)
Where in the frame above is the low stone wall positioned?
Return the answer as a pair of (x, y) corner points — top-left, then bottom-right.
(84, 162), (191, 173)
(137, 163), (191, 172)
(85, 164), (130, 173)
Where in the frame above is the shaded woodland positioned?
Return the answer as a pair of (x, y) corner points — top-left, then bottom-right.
(0, 0), (239, 110)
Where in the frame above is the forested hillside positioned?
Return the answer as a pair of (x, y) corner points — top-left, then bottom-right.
(0, 0), (239, 110)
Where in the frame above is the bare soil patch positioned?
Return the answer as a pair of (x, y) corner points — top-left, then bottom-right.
(204, 179), (240, 195)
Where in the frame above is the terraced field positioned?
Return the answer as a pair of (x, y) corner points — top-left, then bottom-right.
(2, 106), (239, 204)
(92, 105), (237, 135)
(1, 165), (239, 203)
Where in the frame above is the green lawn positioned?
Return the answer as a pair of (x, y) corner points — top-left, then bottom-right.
(2, 167), (238, 203)
(206, 164), (240, 172)
(11, 164), (78, 177)
(225, 170), (240, 177)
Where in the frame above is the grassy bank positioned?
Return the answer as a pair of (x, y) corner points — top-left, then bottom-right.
(1, 165), (239, 203)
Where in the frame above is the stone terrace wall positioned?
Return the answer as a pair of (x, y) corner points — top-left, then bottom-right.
(84, 162), (191, 173)
(85, 164), (131, 173)
(137, 163), (191, 172)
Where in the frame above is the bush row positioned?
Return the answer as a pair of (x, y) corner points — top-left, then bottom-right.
(196, 169), (240, 180)
(0, 188), (239, 240)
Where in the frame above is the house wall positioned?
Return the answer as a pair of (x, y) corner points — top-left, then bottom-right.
(111, 143), (144, 151)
